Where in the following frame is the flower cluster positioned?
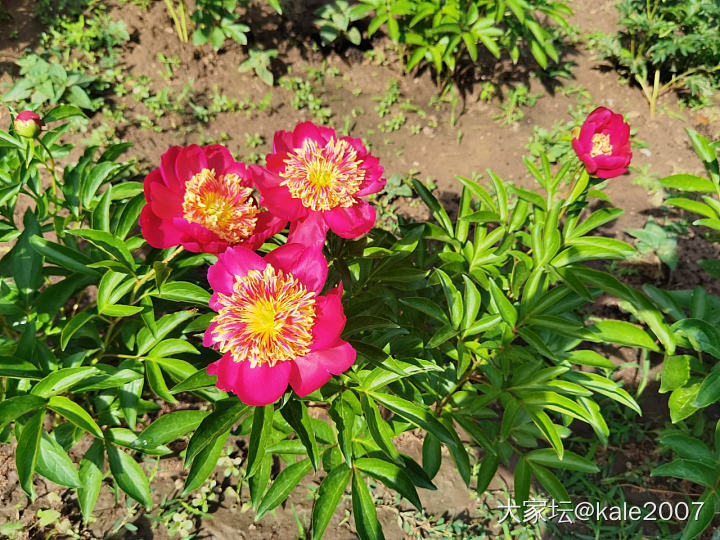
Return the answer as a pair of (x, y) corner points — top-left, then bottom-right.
(141, 122), (385, 405)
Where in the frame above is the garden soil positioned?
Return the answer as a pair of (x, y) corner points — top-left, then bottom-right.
(0, 0), (719, 538)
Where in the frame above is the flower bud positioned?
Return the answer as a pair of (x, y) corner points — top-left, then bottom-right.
(14, 110), (44, 139)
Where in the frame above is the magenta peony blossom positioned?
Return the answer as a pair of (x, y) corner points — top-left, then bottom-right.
(203, 243), (356, 406)
(251, 121), (385, 247)
(571, 107), (632, 179)
(140, 144), (285, 254)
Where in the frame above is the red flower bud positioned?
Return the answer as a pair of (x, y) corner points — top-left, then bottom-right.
(14, 110), (44, 139)
(571, 107), (632, 179)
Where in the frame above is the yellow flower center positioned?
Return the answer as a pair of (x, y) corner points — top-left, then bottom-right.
(280, 137), (366, 211)
(182, 169), (259, 244)
(590, 133), (613, 157)
(211, 265), (316, 367)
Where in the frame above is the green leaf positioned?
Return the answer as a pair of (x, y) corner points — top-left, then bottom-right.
(182, 430), (229, 497)
(526, 448), (599, 473)
(105, 440), (153, 508)
(185, 399), (248, 464)
(48, 396), (103, 438)
(476, 452), (499, 494)
(435, 269), (463, 329)
(659, 355), (691, 393)
(65, 228), (136, 269)
(16, 409), (44, 497)
(311, 465), (352, 540)
(61, 312), (96, 350)
(694, 368), (720, 408)
(171, 369), (218, 394)
(36, 431), (81, 488)
(590, 320), (659, 351)
(29, 236), (98, 276)
(361, 395), (399, 461)
(43, 104), (86, 123)
(78, 440), (104, 523)
(255, 458), (312, 520)
(528, 463), (569, 502)
(155, 281), (210, 306)
(370, 392), (456, 448)
(659, 174), (716, 192)
(652, 459), (716, 488)
(421, 433), (442, 480)
(247, 405), (274, 478)
(280, 399), (320, 470)
(354, 457), (422, 510)
(681, 490), (716, 540)
(514, 458), (530, 515)
(529, 409), (563, 459)
(0, 395), (47, 430)
(488, 279), (517, 328)
(659, 431), (713, 463)
(399, 297), (449, 324)
(669, 384), (701, 423)
(31, 367), (100, 398)
(352, 472), (385, 540)
(136, 410), (208, 447)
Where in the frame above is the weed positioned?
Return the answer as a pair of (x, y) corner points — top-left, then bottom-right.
(493, 84), (542, 125)
(238, 47), (278, 86)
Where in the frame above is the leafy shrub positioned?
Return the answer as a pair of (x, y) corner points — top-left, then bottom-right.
(591, 0), (720, 114)
(0, 104), (695, 539)
(3, 55), (101, 111)
(314, 0), (366, 46)
(357, 0), (572, 85)
(191, 0), (251, 50)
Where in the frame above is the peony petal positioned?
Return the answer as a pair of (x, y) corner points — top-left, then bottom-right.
(160, 147), (183, 192)
(257, 182), (308, 221)
(210, 355), (291, 406)
(204, 144), (236, 175)
(208, 246), (266, 295)
(243, 211), (287, 251)
(148, 181), (184, 220)
(324, 199), (376, 238)
(287, 213), (329, 250)
(272, 129), (294, 154)
(288, 354), (333, 397)
(175, 145), (209, 184)
(356, 155), (386, 196)
(140, 205), (183, 248)
(310, 284), (346, 350)
(265, 243), (328, 293)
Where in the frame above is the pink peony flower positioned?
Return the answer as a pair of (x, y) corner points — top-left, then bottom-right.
(251, 121), (385, 247)
(140, 144), (286, 254)
(571, 107), (632, 179)
(203, 243), (356, 406)
(14, 110), (43, 138)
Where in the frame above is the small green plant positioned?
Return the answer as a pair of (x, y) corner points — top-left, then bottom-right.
(238, 47), (278, 86)
(314, 0), (365, 46)
(191, 0), (250, 51)
(279, 74), (332, 123)
(493, 84), (541, 125)
(591, 0), (720, 115)
(3, 55), (100, 111)
(627, 220), (679, 270)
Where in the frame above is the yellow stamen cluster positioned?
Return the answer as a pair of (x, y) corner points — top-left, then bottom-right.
(590, 133), (613, 157)
(182, 169), (259, 243)
(280, 137), (366, 211)
(211, 265), (317, 367)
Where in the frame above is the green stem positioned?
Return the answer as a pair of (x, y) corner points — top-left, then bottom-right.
(37, 137), (59, 200)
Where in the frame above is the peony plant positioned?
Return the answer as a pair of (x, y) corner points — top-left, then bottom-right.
(0, 103), (698, 539)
